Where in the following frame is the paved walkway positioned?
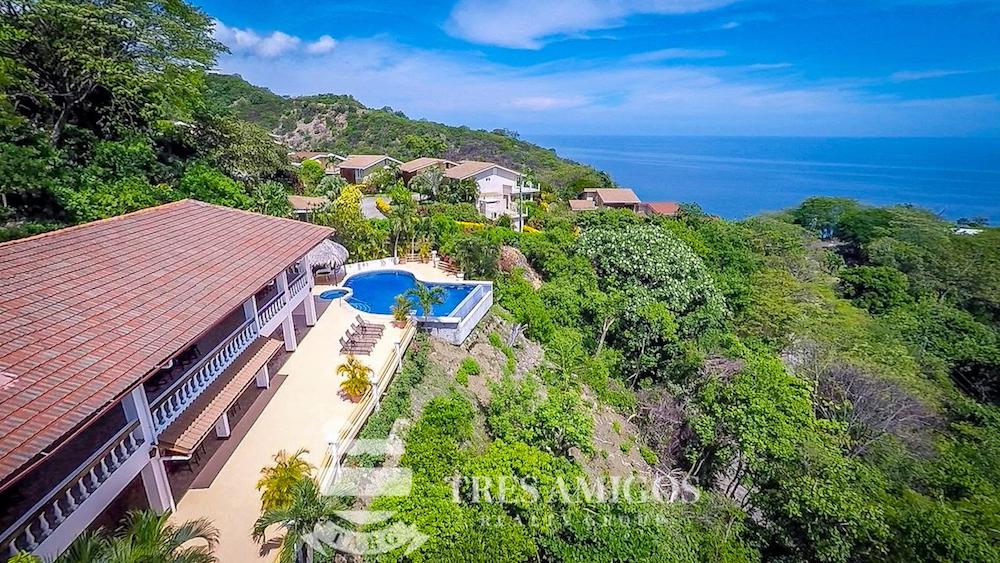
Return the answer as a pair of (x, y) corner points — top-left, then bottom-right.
(171, 293), (406, 561)
(170, 263), (458, 562)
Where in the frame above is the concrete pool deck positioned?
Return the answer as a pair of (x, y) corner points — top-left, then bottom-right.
(168, 262), (457, 562)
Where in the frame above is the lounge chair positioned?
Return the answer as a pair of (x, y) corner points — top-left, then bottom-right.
(339, 336), (373, 355)
(350, 321), (383, 336)
(350, 332), (380, 345)
(355, 315), (385, 332)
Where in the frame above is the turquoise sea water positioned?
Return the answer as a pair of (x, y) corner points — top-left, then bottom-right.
(526, 136), (1000, 223)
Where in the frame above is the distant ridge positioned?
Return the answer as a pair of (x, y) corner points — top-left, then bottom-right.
(204, 73), (613, 191)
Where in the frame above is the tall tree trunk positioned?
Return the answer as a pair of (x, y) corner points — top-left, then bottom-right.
(594, 315), (615, 356)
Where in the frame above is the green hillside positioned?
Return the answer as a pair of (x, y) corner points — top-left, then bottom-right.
(204, 73), (612, 193)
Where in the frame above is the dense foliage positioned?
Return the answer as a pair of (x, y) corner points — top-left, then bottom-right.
(3, 3), (999, 561)
(357, 198), (1000, 563)
(203, 73), (612, 193)
(1, 0), (302, 238)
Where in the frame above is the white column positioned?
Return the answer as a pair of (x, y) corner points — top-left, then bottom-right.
(278, 271), (297, 351)
(281, 315), (297, 351)
(243, 296), (260, 330)
(122, 388), (176, 514)
(214, 412), (231, 438)
(122, 387), (157, 442)
(304, 294), (318, 326)
(255, 364), (271, 389)
(141, 455), (175, 513)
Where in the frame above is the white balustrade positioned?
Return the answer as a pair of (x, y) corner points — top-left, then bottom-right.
(150, 319), (259, 434)
(257, 291), (287, 328)
(2, 422), (144, 556)
(288, 273), (309, 297)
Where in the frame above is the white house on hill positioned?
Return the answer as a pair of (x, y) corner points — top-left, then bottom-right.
(444, 160), (538, 228)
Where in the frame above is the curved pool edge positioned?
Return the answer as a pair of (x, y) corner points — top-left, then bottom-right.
(336, 267), (494, 343)
(340, 268), (490, 317)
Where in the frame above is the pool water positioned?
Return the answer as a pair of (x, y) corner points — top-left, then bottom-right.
(343, 270), (475, 316)
(319, 289), (349, 300)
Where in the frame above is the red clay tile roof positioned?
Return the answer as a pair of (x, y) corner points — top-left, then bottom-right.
(338, 154), (401, 170)
(288, 195), (329, 211)
(443, 160), (520, 180)
(643, 201), (681, 216)
(584, 188), (641, 205)
(399, 157), (457, 174)
(0, 200), (332, 487)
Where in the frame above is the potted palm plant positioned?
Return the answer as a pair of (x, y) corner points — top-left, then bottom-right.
(418, 239), (432, 263)
(337, 355), (373, 402)
(391, 294), (413, 328)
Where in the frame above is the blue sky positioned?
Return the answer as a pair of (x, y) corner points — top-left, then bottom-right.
(198, 0), (1000, 136)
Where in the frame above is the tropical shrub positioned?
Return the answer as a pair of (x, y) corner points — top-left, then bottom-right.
(338, 355), (373, 401)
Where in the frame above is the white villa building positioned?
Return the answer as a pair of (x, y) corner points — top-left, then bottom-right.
(444, 160), (539, 228)
(0, 200), (331, 560)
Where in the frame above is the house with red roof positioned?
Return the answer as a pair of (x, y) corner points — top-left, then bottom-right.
(0, 201), (332, 559)
(336, 154), (402, 184)
(640, 201), (682, 217)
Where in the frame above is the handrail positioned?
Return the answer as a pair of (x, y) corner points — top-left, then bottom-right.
(149, 319), (259, 434)
(1, 420), (144, 555)
(150, 318), (256, 410)
(320, 323), (416, 492)
(288, 272), (309, 295)
(258, 291), (284, 315)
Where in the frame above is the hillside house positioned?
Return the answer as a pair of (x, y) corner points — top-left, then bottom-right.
(0, 201), (331, 560)
(444, 160), (537, 228)
(337, 155), (402, 184)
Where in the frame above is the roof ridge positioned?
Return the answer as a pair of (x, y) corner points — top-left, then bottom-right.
(0, 199), (193, 249)
(185, 199), (336, 234)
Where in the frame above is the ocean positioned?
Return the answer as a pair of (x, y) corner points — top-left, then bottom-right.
(525, 135), (1000, 223)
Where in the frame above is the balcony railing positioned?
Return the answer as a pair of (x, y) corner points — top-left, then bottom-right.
(2, 421), (144, 557)
(257, 291), (287, 328)
(289, 272), (309, 297)
(150, 318), (259, 435)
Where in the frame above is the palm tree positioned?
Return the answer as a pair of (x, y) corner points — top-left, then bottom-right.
(405, 282), (446, 317)
(253, 478), (352, 563)
(387, 186), (416, 257)
(257, 449), (316, 512)
(337, 355), (373, 402)
(55, 510), (218, 563)
(411, 167), (444, 200)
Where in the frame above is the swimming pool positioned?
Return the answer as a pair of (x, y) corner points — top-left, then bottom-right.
(319, 289), (350, 300)
(342, 270), (476, 316)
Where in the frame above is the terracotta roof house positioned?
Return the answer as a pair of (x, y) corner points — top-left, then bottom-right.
(337, 154), (402, 184)
(568, 199), (598, 211)
(288, 195), (329, 222)
(0, 200), (331, 559)
(399, 157), (457, 184)
(287, 151), (346, 174)
(444, 161), (537, 229)
(640, 201), (681, 217)
(580, 188), (641, 211)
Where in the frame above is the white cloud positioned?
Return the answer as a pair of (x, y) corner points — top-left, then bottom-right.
(307, 35), (338, 55)
(509, 95), (589, 110)
(213, 20), (336, 58)
(889, 69), (970, 82)
(214, 37), (1000, 137)
(744, 62), (792, 70)
(446, 0), (741, 49)
(628, 48), (727, 63)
